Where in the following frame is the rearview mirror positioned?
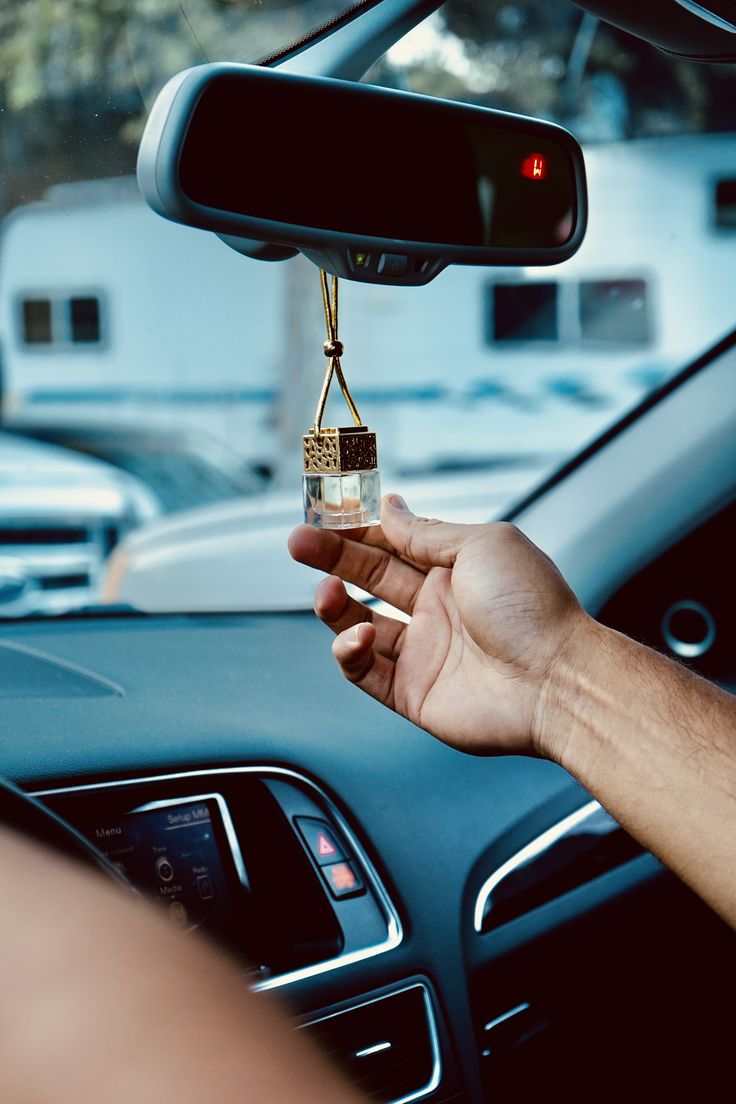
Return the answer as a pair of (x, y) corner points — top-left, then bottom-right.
(139, 64), (587, 286)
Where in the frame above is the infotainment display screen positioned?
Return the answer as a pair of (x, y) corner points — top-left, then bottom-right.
(88, 797), (245, 943)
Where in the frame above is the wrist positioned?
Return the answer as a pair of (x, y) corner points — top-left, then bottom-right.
(531, 610), (605, 764)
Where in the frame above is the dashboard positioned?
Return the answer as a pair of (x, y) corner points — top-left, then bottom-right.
(2, 560), (735, 1102)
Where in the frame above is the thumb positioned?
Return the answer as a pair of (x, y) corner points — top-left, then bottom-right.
(380, 494), (483, 569)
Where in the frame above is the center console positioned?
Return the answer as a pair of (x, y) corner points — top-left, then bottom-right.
(36, 765), (400, 989)
(34, 767), (464, 1103)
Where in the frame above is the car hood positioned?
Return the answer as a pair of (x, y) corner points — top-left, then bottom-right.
(104, 463), (552, 612)
(0, 432), (161, 520)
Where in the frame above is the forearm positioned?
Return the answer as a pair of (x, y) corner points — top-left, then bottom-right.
(536, 615), (736, 927)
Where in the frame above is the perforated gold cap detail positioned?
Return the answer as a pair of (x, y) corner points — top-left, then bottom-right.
(303, 425), (378, 474)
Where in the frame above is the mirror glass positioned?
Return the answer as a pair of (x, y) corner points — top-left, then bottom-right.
(178, 71), (579, 250)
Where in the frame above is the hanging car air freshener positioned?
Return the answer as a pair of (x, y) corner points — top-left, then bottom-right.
(302, 271), (381, 529)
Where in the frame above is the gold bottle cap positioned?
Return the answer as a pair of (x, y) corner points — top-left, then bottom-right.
(303, 425), (378, 474)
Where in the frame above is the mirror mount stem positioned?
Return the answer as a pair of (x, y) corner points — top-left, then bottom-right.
(223, 0), (446, 263)
(269, 0), (445, 82)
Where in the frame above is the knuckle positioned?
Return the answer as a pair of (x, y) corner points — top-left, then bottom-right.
(404, 527), (422, 564)
(341, 649), (374, 684)
(364, 552), (390, 593)
(390, 622), (407, 660)
(494, 521), (521, 540)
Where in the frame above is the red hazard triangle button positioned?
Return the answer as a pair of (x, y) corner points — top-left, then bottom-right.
(318, 833), (337, 856)
(295, 818), (347, 866)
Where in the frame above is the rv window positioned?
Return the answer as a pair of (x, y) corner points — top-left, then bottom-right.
(22, 299), (53, 345)
(70, 297), (101, 343)
(579, 279), (650, 345)
(715, 179), (736, 229)
(491, 283), (559, 343)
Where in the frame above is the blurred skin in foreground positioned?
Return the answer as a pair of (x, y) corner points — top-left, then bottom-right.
(0, 825), (366, 1104)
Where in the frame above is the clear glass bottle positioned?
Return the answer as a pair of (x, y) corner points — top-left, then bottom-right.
(303, 468), (381, 529)
(303, 425), (381, 529)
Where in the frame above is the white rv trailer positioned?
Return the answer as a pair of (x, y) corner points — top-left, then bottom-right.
(1, 134), (735, 476)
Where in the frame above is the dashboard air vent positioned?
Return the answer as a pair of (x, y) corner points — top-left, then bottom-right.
(474, 800), (643, 934)
(302, 983), (439, 1104)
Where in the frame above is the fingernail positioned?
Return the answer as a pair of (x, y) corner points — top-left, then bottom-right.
(346, 624), (361, 643)
(387, 494), (409, 513)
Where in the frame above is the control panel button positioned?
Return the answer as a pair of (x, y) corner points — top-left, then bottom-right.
(322, 861), (364, 899)
(156, 856), (174, 882)
(349, 249), (372, 272)
(296, 818), (346, 866)
(168, 900), (188, 927)
(196, 874), (214, 900)
(377, 253), (408, 277)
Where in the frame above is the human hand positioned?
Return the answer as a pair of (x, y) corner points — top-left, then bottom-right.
(288, 495), (587, 757)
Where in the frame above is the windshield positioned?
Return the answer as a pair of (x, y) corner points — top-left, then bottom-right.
(1, 0), (735, 616)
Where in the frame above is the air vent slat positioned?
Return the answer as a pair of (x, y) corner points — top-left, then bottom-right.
(302, 984), (439, 1104)
(0, 527), (90, 544)
(38, 573), (90, 590)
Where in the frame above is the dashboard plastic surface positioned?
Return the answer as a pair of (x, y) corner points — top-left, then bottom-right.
(0, 609), (586, 1101)
(3, 608), (727, 1102)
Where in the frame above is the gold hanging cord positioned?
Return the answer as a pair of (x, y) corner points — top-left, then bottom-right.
(313, 270), (362, 433)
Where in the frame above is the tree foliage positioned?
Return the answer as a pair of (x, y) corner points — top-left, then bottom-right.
(381, 0), (736, 143)
(0, 0), (338, 212)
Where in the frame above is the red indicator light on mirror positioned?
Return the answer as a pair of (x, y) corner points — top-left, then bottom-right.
(521, 153), (548, 181)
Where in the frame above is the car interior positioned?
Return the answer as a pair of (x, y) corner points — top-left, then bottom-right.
(0, 0), (735, 1101)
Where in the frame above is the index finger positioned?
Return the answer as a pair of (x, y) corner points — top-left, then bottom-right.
(288, 524), (425, 615)
(338, 520), (428, 574)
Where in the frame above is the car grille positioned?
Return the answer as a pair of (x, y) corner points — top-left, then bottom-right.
(0, 521), (119, 616)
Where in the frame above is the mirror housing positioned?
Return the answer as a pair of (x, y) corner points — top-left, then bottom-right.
(138, 63), (587, 286)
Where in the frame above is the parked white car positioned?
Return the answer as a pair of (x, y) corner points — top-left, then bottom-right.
(0, 432), (159, 617)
